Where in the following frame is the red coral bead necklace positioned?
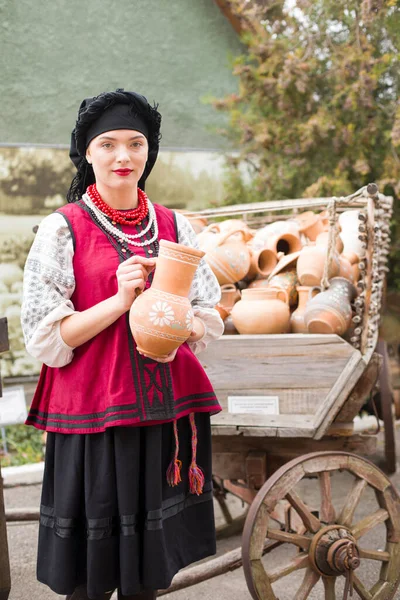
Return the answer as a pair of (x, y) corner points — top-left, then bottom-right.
(86, 183), (149, 226)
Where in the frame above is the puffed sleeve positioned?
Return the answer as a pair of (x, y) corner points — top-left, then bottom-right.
(175, 211), (224, 354)
(20, 212), (77, 368)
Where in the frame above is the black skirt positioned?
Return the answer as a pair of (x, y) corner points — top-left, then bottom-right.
(37, 413), (216, 598)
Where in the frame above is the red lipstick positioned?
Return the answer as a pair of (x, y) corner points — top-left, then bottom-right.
(113, 169), (132, 177)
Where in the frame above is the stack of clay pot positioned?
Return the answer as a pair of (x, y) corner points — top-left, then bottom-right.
(195, 208), (363, 338)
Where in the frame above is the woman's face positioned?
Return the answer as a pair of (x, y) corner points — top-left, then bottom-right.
(86, 129), (149, 190)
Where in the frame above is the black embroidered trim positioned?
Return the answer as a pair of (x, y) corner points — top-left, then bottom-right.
(39, 481), (213, 538)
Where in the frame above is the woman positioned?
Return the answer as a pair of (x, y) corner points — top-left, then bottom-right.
(21, 89), (224, 600)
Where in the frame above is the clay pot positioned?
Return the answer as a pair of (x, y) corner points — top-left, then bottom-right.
(200, 228), (252, 285)
(296, 244), (340, 286)
(338, 255), (354, 282)
(268, 269), (299, 307)
(129, 240), (205, 359)
(246, 247), (278, 280)
(343, 252), (360, 282)
(338, 210), (364, 259)
(295, 211), (325, 241)
(190, 217), (208, 234)
(316, 231), (344, 254)
(231, 288), (290, 334)
(252, 220), (302, 255)
(220, 283), (241, 311)
(218, 219), (254, 241)
(290, 286), (319, 333)
(215, 303), (230, 321)
(304, 277), (358, 336)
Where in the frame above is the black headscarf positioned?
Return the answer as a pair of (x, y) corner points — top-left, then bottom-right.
(67, 89), (162, 202)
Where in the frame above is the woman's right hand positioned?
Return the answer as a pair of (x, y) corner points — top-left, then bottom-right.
(114, 255), (156, 312)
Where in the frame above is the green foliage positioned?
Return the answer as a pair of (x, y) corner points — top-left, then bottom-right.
(1, 424), (44, 466)
(214, 0), (400, 289)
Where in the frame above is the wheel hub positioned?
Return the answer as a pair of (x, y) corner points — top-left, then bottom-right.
(309, 525), (360, 577)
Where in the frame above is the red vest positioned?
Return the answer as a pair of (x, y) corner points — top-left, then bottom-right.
(26, 201), (221, 434)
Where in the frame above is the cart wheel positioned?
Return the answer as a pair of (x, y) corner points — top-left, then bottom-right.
(242, 451), (400, 600)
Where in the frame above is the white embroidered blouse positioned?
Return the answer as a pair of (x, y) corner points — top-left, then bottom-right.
(21, 210), (223, 368)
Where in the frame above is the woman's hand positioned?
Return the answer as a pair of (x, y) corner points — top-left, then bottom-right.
(115, 255), (156, 312)
(189, 316), (206, 342)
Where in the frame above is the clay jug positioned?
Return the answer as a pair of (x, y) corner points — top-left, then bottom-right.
(268, 269), (299, 307)
(253, 220), (302, 255)
(246, 247), (278, 280)
(338, 210), (364, 259)
(129, 240), (205, 359)
(295, 211), (325, 241)
(200, 228), (252, 285)
(290, 286), (319, 333)
(296, 243), (340, 286)
(304, 277), (358, 335)
(231, 288), (290, 334)
(220, 283), (241, 311)
(316, 231), (344, 254)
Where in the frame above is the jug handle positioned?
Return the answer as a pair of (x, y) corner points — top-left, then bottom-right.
(217, 227), (247, 247)
(308, 286), (321, 301)
(269, 287), (289, 305)
(201, 223), (221, 234)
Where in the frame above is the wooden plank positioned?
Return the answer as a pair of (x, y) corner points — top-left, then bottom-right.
(335, 353), (382, 422)
(313, 353), (366, 439)
(200, 335), (354, 392)
(214, 388), (331, 415)
(212, 413), (314, 429)
(212, 452), (247, 480)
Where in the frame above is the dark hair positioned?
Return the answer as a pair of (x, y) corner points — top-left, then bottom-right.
(67, 89), (162, 202)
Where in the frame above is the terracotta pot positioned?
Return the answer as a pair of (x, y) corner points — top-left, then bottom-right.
(342, 252), (360, 282)
(215, 303), (230, 321)
(295, 211), (325, 241)
(316, 231), (344, 254)
(296, 244), (340, 286)
(338, 210), (364, 259)
(252, 220), (301, 254)
(304, 277), (358, 335)
(218, 219), (254, 241)
(129, 240), (205, 359)
(290, 286), (318, 333)
(268, 269), (299, 307)
(338, 255), (354, 282)
(246, 247), (278, 280)
(190, 217), (208, 234)
(200, 228), (252, 285)
(231, 287), (290, 334)
(220, 283), (241, 311)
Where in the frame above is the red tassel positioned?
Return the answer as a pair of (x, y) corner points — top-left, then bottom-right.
(188, 412), (205, 495)
(166, 419), (182, 487)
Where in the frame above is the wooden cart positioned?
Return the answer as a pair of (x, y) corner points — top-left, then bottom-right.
(184, 184), (400, 600)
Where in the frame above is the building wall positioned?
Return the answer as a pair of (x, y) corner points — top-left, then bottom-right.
(0, 0), (241, 149)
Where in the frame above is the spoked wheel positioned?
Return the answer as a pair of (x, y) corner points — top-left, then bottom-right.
(242, 452), (400, 600)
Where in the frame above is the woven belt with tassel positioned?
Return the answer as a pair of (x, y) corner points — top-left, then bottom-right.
(166, 412), (205, 495)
